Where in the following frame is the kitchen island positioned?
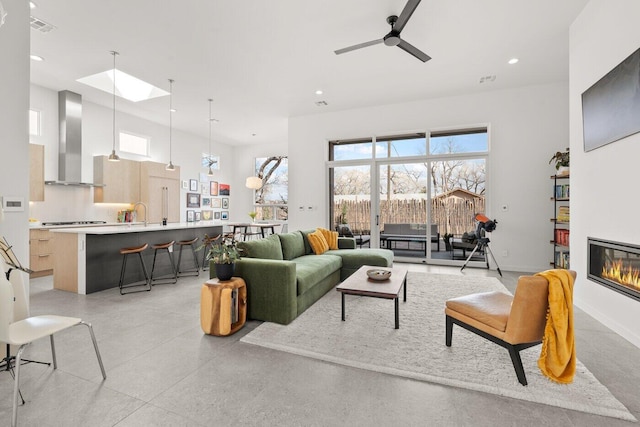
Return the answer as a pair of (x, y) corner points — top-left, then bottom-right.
(50, 222), (224, 294)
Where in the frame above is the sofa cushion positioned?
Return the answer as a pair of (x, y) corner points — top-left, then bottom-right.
(278, 231), (306, 260)
(318, 227), (339, 250)
(327, 248), (394, 269)
(237, 234), (283, 260)
(300, 229), (315, 255)
(308, 230), (329, 255)
(293, 254), (342, 295)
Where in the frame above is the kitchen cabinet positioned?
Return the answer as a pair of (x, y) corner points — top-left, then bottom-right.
(139, 161), (181, 224)
(93, 155), (140, 203)
(29, 144), (45, 201)
(29, 228), (54, 277)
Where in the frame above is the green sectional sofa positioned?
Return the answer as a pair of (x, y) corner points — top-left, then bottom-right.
(210, 230), (393, 325)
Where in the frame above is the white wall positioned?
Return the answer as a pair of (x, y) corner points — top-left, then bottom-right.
(289, 82), (569, 272)
(29, 84), (234, 223)
(570, 0), (640, 348)
(0, 0), (30, 267)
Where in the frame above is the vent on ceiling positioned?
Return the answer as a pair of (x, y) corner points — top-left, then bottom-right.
(479, 75), (496, 84)
(315, 100), (328, 107)
(30, 16), (55, 33)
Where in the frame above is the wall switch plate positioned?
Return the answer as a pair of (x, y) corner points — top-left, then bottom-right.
(1, 196), (25, 212)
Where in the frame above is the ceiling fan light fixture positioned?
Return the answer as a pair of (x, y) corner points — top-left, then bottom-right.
(383, 33), (401, 47)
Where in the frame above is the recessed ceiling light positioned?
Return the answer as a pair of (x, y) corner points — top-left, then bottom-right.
(170, 108), (177, 113)
(77, 69), (169, 102)
(30, 54), (44, 61)
(508, 58), (519, 65)
(315, 89), (323, 95)
(29, 2), (37, 9)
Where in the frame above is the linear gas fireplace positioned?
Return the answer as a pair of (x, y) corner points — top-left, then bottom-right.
(588, 237), (640, 302)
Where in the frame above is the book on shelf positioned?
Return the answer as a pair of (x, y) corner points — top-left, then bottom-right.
(555, 184), (570, 199)
(555, 251), (570, 269)
(557, 206), (570, 222)
(554, 229), (570, 246)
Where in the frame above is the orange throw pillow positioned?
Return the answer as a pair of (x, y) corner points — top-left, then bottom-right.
(308, 230), (329, 254)
(318, 227), (339, 250)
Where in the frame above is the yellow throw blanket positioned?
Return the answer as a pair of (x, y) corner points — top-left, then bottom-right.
(535, 269), (575, 384)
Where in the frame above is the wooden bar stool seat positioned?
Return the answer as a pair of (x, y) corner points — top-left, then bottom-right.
(176, 237), (200, 277)
(150, 240), (177, 285)
(118, 243), (151, 295)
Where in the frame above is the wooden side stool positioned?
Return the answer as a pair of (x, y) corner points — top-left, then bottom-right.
(118, 243), (151, 295)
(200, 277), (247, 336)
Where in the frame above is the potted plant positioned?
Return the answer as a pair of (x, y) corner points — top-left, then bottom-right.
(549, 147), (570, 175)
(206, 234), (242, 281)
(248, 211), (258, 222)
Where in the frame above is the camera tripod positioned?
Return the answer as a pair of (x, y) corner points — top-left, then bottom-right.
(460, 236), (502, 277)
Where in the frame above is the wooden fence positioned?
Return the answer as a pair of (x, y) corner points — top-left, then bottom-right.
(334, 197), (485, 236)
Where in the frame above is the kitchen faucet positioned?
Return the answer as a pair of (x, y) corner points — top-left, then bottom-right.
(133, 202), (148, 227)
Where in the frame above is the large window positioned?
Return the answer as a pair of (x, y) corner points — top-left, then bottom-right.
(119, 131), (150, 156)
(253, 156), (288, 221)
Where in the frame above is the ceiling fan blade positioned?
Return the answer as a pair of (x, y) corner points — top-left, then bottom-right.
(397, 39), (431, 62)
(335, 39), (383, 55)
(394, 0), (421, 33)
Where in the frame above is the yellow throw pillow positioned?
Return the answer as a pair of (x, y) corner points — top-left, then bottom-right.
(308, 230), (329, 255)
(318, 227), (339, 250)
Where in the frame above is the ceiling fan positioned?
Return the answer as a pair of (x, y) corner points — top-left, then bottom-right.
(334, 0), (431, 63)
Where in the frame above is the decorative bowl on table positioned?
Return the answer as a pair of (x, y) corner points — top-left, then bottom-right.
(367, 269), (391, 281)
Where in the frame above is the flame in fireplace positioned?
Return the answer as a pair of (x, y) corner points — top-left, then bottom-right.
(602, 259), (640, 291)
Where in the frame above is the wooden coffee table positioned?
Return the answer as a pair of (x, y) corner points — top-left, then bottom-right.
(336, 265), (409, 329)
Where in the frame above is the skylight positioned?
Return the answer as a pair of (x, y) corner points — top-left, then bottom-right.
(77, 69), (169, 102)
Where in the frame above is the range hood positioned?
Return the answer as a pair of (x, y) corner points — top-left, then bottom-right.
(45, 91), (103, 187)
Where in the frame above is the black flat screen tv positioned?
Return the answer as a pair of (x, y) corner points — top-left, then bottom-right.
(582, 46), (640, 152)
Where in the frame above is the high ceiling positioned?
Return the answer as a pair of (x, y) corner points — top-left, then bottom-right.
(29, 0), (589, 146)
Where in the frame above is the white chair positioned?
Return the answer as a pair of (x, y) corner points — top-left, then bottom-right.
(0, 274), (106, 427)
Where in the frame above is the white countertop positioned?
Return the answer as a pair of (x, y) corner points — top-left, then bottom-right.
(48, 221), (225, 235)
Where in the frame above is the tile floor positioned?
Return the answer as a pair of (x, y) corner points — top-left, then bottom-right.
(1, 264), (639, 426)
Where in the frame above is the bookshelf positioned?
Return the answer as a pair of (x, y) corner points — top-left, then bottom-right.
(550, 174), (570, 269)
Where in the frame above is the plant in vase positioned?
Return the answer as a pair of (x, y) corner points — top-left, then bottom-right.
(206, 234), (242, 281)
(549, 147), (570, 175)
(248, 211), (257, 222)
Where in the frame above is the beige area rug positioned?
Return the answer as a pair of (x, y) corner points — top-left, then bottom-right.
(241, 272), (636, 422)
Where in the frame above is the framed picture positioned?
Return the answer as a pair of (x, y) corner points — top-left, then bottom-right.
(219, 183), (230, 195)
(210, 181), (219, 196)
(201, 183), (209, 195)
(186, 193), (200, 208)
(195, 211), (201, 222)
(214, 211), (221, 220)
(202, 197), (211, 207)
(189, 179), (198, 192)
(202, 210), (213, 220)
(222, 198), (229, 209)
(186, 210), (195, 222)
(211, 198), (221, 208)
(221, 211), (229, 220)
(181, 180), (188, 190)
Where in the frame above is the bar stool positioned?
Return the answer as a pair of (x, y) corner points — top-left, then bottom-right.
(118, 243), (151, 295)
(150, 240), (177, 285)
(200, 234), (221, 271)
(176, 237), (200, 277)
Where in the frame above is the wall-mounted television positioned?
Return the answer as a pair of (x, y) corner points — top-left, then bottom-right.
(582, 46), (640, 152)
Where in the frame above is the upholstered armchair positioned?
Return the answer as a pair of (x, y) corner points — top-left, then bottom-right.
(445, 270), (577, 385)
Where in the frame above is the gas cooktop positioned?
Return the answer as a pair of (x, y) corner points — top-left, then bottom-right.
(41, 221), (108, 226)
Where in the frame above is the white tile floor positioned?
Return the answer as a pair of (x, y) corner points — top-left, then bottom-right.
(1, 264), (639, 426)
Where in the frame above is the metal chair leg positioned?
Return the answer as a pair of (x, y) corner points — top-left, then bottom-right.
(49, 335), (57, 369)
(79, 321), (107, 380)
(12, 345), (27, 427)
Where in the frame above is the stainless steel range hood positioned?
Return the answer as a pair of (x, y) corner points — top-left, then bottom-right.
(45, 90), (103, 187)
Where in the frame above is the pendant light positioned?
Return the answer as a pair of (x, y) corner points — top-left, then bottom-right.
(166, 78), (175, 171)
(107, 51), (120, 162)
(207, 98), (214, 176)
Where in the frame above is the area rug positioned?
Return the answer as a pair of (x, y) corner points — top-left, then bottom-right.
(241, 272), (636, 421)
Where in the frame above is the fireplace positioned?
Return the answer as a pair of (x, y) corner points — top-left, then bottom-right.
(588, 237), (640, 302)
